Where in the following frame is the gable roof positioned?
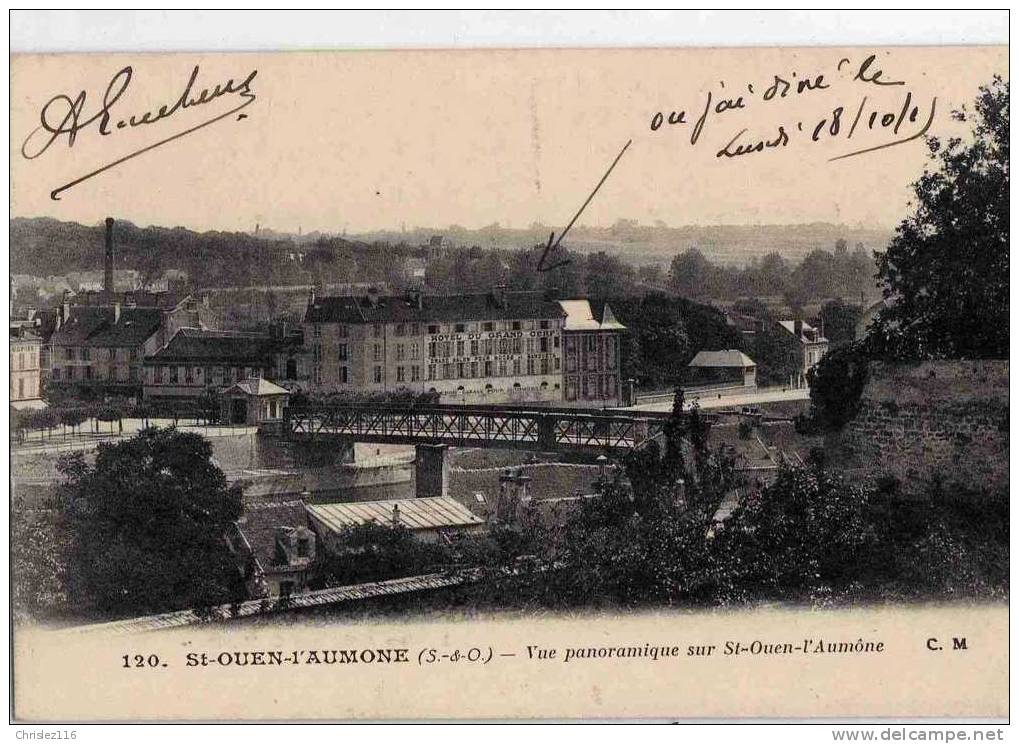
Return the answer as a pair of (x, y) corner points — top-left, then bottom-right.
(147, 328), (273, 364)
(69, 289), (187, 310)
(224, 377), (290, 396)
(234, 499), (310, 572)
(307, 496), (484, 534)
(688, 349), (756, 368)
(777, 320), (828, 343)
(305, 291), (566, 325)
(50, 306), (163, 348)
(558, 299), (627, 331)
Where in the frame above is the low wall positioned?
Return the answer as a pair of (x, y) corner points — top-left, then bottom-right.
(232, 463), (413, 504)
(841, 361), (1008, 492)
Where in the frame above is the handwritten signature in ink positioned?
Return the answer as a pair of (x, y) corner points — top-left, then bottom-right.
(21, 65), (258, 200)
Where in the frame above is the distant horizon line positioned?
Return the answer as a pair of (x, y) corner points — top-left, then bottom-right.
(10, 214), (898, 236)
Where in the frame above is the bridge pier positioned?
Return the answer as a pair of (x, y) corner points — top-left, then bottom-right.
(537, 415), (557, 450)
(415, 443), (449, 499)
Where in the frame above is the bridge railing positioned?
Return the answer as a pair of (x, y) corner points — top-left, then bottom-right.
(286, 404), (672, 452)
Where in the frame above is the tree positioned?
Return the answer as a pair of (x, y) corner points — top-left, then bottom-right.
(638, 263), (664, 288)
(472, 392), (737, 608)
(711, 464), (878, 601)
(799, 343), (871, 431)
(584, 251), (636, 298)
(59, 408), (88, 438)
(751, 322), (800, 387)
(94, 404), (125, 435)
(57, 428), (245, 617)
(669, 248), (713, 298)
(197, 387), (221, 424)
(12, 504), (71, 619)
(312, 523), (455, 588)
(732, 297), (770, 319)
(870, 76), (1008, 360)
(817, 298), (863, 347)
(610, 293), (743, 390)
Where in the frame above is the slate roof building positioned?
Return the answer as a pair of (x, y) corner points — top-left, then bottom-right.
(10, 325), (44, 410)
(46, 218), (207, 397)
(557, 299), (627, 407)
(307, 496), (487, 548)
(142, 328), (277, 400)
(49, 304), (165, 396)
(776, 320), (829, 388)
(302, 287), (567, 405)
(220, 377), (290, 426)
(687, 349), (758, 389)
(227, 500), (318, 599)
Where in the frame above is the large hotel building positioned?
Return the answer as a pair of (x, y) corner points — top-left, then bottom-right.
(302, 288), (626, 407)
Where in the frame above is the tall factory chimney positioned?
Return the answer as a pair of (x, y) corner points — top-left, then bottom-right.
(103, 217), (115, 294)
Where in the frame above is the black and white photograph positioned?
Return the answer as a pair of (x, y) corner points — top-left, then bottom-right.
(7, 10), (1010, 725)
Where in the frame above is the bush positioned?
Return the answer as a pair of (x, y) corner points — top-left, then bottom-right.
(802, 343), (870, 431)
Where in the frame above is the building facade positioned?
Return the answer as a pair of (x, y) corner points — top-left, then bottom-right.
(10, 327), (43, 409)
(49, 295), (204, 397)
(777, 319), (830, 388)
(558, 299), (626, 407)
(142, 328), (275, 400)
(687, 349), (757, 388)
(303, 289), (567, 405)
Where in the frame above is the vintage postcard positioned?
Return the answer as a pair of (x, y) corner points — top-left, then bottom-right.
(8, 32), (1008, 722)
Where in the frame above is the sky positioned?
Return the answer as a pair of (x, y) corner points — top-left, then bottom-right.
(10, 46), (1007, 234)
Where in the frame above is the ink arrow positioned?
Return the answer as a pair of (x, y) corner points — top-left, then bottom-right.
(536, 138), (633, 272)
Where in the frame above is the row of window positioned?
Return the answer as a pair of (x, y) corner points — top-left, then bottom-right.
(311, 356), (562, 386)
(52, 365), (137, 382)
(564, 374), (619, 401)
(312, 337), (561, 365)
(11, 377), (39, 400)
(310, 319), (557, 339)
(564, 334), (618, 355)
(425, 356), (558, 382)
(61, 347), (136, 362)
(566, 354), (618, 373)
(11, 349), (39, 371)
(149, 365), (264, 385)
(428, 336), (556, 359)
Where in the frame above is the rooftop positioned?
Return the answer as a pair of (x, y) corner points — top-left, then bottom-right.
(234, 500), (309, 573)
(307, 496), (485, 534)
(558, 299), (627, 331)
(68, 289), (187, 310)
(304, 290), (566, 325)
(224, 377), (291, 397)
(688, 350), (757, 368)
(148, 328), (273, 364)
(50, 305), (163, 348)
(777, 320), (828, 344)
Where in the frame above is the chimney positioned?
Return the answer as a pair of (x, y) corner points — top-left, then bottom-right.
(495, 468), (532, 524)
(60, 290), (72, 327)
(493, 283), (508, 309)
(406, 288), (423, 310)
(103, 217), (115, 294)
(793, 319), (803, 338)
(308, 286), (317, 307)
(391, 503), (401, 527)
(113, 301), (121, 323)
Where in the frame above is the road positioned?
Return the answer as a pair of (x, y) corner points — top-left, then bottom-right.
(630, 386), (810, 412)
(13, 418), (256, 455)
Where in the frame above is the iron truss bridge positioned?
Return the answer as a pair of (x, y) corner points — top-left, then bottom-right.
(284, 404), (673, 453)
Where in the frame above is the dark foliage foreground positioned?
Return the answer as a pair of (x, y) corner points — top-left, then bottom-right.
(13, 397), (1008, 624)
